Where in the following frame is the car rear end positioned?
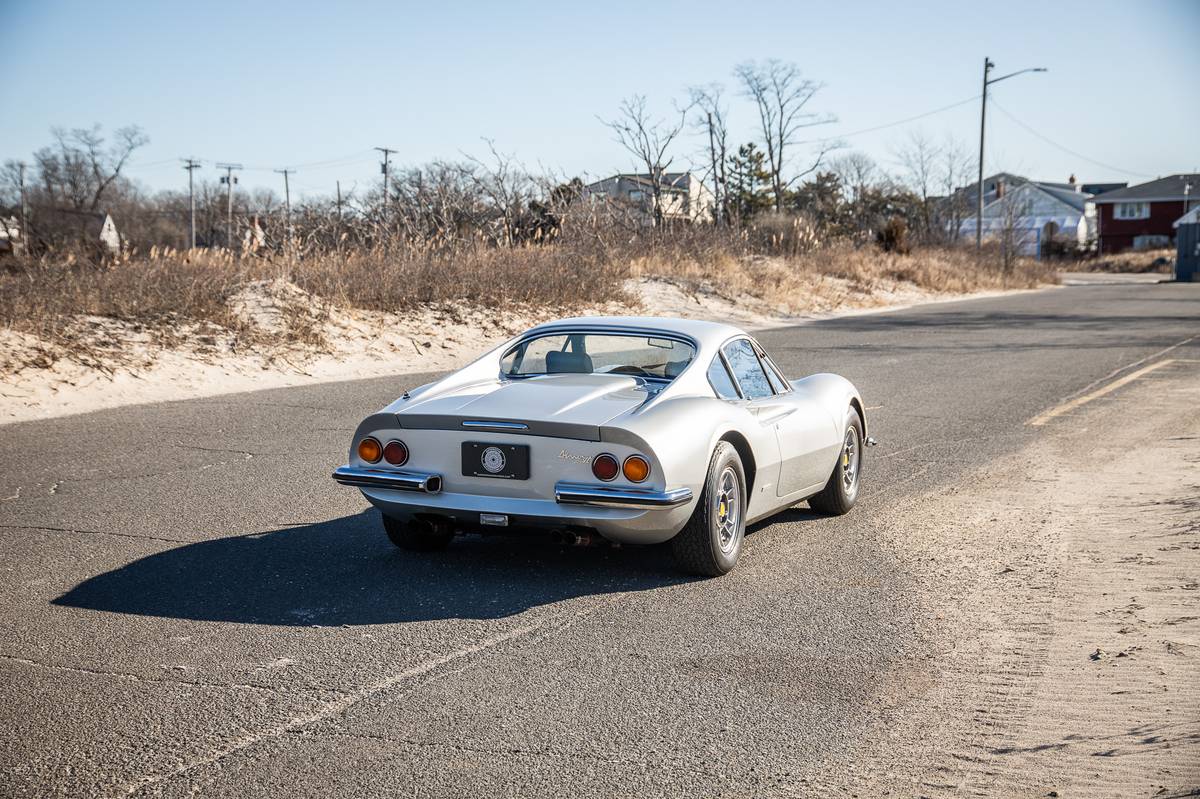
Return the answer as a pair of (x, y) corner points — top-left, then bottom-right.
(333, 413), (696, 544)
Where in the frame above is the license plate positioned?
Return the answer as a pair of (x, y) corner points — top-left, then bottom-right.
(461, 442), (530, 480)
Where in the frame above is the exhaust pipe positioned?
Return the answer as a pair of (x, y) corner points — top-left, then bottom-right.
(553, 529), (595, 547)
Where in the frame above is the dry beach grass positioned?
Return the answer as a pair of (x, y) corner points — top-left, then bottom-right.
(0, 237), (1054, 363)
(0, 235), (1056, 423)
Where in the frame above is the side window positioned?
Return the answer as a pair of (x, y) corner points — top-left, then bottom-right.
(723, 339), (774, 400)
(754, 346), (790, 394)
(760, 354), (788, 394)
(707, 356), (740, 399)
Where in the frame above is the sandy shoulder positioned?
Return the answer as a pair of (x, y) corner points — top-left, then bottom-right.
(846, 359), (1200, 796)
(0, 278), (1036, 427)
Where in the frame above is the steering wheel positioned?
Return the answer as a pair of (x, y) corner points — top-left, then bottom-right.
(609, 365), (652, 377)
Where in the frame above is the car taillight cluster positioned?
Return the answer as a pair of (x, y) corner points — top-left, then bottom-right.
(358, 437), (409, 466)
(591, 453), (650, 483)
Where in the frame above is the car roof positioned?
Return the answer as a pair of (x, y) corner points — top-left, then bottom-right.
(523, 316), (747, 349)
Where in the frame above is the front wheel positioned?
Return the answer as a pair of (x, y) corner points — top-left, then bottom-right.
(671, 441), (746, 577)
(808, 409), (863, 515)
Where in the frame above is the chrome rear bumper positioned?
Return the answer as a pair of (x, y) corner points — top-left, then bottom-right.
(332, 465), (443, 494)
(554, 481), (693, 509)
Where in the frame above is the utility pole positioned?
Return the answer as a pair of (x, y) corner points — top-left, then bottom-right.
(216, 163), (242, 250)
(374, 146), (396, 220)
(182, 158), (200, 249)
(275, 168), (294, 252)
(975, 59), (1047, 250)
(976, 58), (993, 251)
(16, 161), (28, 255)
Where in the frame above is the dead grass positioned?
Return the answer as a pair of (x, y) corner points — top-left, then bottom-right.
(628, 242), (1055, 312)
(0, 235), (1055, 375)
(1075, 247), (1175, 273)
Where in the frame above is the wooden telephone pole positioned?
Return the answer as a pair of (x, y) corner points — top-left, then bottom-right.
(216, 163), (242, 249)
(182, 158), (200, 249)
(276, 169), (295, 251)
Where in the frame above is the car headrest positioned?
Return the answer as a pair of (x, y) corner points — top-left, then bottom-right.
(545, 350), (594, 374)
(664, 359), (689, 378)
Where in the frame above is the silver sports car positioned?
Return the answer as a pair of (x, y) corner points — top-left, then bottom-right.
(333, 316), (867, 575)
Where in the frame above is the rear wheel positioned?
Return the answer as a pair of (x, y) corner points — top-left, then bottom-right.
(671, 442), (746, 577)
(808, 409), (863, 515)
(382, 515), (454, 551)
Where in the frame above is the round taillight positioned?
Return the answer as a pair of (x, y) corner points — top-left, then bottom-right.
(591, 453), (619, 481)
(383, 440), (408, 466)
(623, 455), (650, 483)
(357, 437), (382, 463)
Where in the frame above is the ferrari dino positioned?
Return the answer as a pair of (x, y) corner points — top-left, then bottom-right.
(333, 317), (868, 575)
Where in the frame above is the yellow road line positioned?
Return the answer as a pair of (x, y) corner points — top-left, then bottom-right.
(1028, 359), (1178, 427)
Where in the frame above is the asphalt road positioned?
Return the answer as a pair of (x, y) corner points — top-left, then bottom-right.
(1, 279), (1197, 797)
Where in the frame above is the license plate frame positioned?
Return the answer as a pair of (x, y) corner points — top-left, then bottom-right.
(461, 442), (531, 480)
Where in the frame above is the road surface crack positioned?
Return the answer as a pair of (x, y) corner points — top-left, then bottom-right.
(122, 595), (623, 796)
(0, 523), (189, 545)
(0, 654), (345, 697)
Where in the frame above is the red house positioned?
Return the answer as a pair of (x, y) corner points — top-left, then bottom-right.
(1093, 173), (1199, 253)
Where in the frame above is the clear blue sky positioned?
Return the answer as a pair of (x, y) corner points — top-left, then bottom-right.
(2, 0), (1196, 201)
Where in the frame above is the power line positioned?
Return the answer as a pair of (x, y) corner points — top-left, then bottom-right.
(989, 100), (1154, 179)
(798, 94), (982, 145)
(238, 150), (377, 172)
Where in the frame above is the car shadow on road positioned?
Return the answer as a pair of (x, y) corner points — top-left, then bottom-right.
(52, 510), (687, 626)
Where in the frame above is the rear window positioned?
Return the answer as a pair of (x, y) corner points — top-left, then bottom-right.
(707, 357), (740, 399)
(502, 333), (696, 380)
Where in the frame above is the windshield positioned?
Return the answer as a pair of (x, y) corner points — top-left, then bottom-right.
(501, 332), (696, 380)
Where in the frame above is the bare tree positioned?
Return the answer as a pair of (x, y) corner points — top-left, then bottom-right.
(689, 84), (730, 224)
(938, 135), (976, 243)
(462, 139), (534, 245)
(33, 125), (148, 212)
(996, 192), (1034, 273)
(600, 94), (688, 225)
(734, 60), (835, 212)
(827, 151), (879, 204)
(894, 130), (941, 240)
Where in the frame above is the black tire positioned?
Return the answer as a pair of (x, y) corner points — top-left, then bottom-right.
(808, 409), (864, 516)
(382, 515), (454, 552)
(671, 441), (746, 577)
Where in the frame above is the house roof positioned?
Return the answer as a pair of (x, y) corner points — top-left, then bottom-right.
(1039, 180), (1127, 196)
(977, 181), (1091, 218)
(1035, 184), (1091, 212)
(586, 172), (696, 191)
(1091, 174), (1200, 204)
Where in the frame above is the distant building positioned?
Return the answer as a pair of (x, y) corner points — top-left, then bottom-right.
(955, 173), (1126, 209)
(1092, 174), (1199, 253)
(582, 172), (714, 225)
(34, 208), (123, 254)
(957, 176), (1099, 255)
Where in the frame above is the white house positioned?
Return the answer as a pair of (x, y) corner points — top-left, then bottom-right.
(582, 172), (714, 225)
(958, 180), (1096, 256)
